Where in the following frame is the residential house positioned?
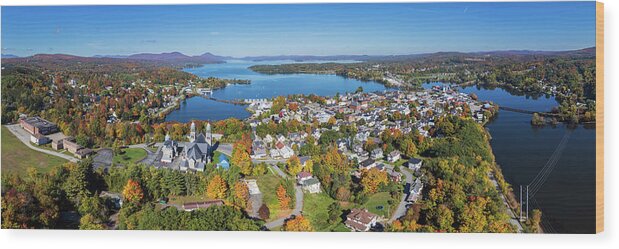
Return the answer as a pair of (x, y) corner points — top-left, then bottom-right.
(371, 148), (384, 160)
(359, 159), (377, 170)
(345, 208), (378, 232)
(406, 179), (424, 203)
(387, 150), (401, 163)
(296, 171), (313, 185)
(275, 141), (294, 159)
(301, 178), (321, 194)
(407, 158), (423, 172)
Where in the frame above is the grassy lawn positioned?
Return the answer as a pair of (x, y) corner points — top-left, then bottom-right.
(256, 172), (290, 221)
(363, 192), (394, 218)
(393, 158), (408, 167)
(303, 192), (336, 231)
(303, 192), (352, 232)
(112, 148), (147, 165)
(1, 126), (68, 176)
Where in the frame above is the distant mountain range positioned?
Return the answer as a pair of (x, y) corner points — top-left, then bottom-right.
(1, 54), (20, 59)
(4, 47), (595, 66)
(94, 52), (228, 64)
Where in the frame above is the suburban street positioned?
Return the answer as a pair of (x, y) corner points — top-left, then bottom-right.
(388, 166), (414, 223)
(5, 124), (78, 163)
(263, 164), (304, 230)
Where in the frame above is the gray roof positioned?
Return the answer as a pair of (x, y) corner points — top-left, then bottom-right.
(195, 133), (207, 143)
(302, 178), (320, 186)
(187, 144), (203, 160)
(360, 159), (375, 167)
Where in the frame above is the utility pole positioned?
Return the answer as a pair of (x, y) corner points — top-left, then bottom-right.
(526, 185), (529, 220)
(519, 185), (523, 221)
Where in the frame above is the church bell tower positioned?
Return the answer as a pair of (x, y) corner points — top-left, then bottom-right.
(189, 121), (196, 142)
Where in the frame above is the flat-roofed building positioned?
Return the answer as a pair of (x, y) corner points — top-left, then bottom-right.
(30, 134), (50, 145)
(52, 139), (64, 150)
(63, 138), (82, 154)
(19, 116), (59, 135)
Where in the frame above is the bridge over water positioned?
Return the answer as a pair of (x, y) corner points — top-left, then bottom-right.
(498, 106), (560, 117)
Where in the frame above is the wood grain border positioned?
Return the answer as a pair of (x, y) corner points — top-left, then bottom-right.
(596, 1), (604, 234)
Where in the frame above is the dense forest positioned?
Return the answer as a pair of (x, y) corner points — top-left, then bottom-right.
(1, 158), (262, 230)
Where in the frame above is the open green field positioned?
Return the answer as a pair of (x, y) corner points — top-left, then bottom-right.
(363, 192), (394, 217)
(256, 172), (289, 221)
(302, 192), (349, 232)
(113, 148), (147, 165)
(1, 126), (68, 176)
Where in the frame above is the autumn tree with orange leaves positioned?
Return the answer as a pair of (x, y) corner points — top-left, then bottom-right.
(276, 184), (291, 209)
(283, 215), (312, 231)
(122, 179), (144, 204)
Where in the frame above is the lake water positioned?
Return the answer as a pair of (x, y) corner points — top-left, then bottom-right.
(165, 60), (388, 122)
(424, 82), (596, 234)
(187, 60), (388, 100)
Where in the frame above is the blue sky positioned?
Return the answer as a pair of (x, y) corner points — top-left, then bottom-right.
(1, 2), (596, 57)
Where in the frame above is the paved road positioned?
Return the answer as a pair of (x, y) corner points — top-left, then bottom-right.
(264, 186), (304, 230)
(252, 158), (287, 164)
(270, 164), (288, 178)
(489, 172), (524, 233)
(215, 143), (233, 156)
(263, 164), (304, 230)
(388, 166), (414, 223)
(4, 124), (78, 163)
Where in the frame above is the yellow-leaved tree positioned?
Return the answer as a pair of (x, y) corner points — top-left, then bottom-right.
(360, 168), (389, 194)
(206, 174), (228, 199)
(283, 215), (313, 231)
(286, 155), (302, 176)
(233, 181), (250, 209)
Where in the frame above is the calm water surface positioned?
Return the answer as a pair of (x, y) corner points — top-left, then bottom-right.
(425, 82), (596, 234)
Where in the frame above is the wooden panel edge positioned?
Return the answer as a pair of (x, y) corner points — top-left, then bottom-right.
(596, 1), (604, 234)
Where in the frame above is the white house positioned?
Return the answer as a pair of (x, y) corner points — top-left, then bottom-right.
(387, 150), (401, 163)
(407, 158), (423, 172)
(371, 148), (384, 160)
(275, 141), (294, 159)
(301, 178), (321, 194)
